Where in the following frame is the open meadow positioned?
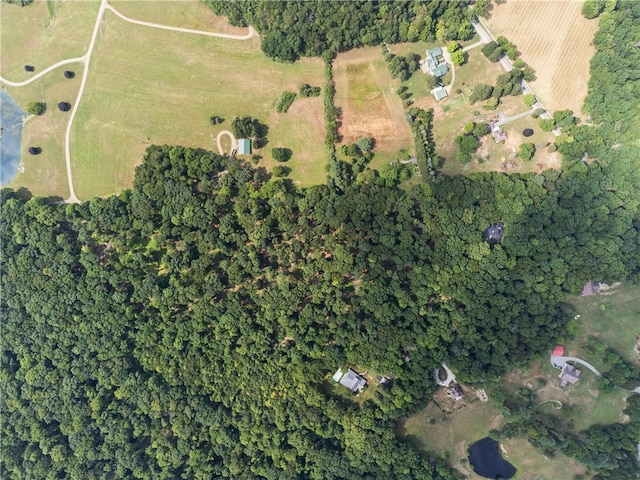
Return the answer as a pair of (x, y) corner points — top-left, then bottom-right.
(499, 361), (629, 433)
(110, 0), (247, 35)
(5, 68), (84, 199)
(70, 8), (325, 198)
(333, 47), (414, 167)
(0, 0), (100, 82)
(483, 0), (600, 117)
(402, 387), (590, 479)
(567, 283), (640, 366)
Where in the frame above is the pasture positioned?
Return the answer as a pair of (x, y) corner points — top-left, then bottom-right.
(0, 0), (99, 82)
(5, 68), (84, 199)
(500, 361), (629, 434)
(110, 0), (247, 35)
(483, 0), (600, 117)
(71, 9), (325, 198)
(333, 47), (415, 166)
(402, 390), (590, 479)
(568, 283), (640, 366)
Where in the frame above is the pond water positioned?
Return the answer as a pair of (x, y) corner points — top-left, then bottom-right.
(468, 437), (516, 480)
(1, 89), (26, 185)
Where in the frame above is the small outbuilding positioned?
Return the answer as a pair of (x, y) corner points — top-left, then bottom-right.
(431, 86), (448, 102)
(339, 369), (367, 393)
(237, 138), (251, 155)
(559, 364), (581, 387)
(552, 345), (565, 356)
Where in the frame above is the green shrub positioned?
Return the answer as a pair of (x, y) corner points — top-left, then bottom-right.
(275, 91), (297, 113)
(26, 102), (46, 116)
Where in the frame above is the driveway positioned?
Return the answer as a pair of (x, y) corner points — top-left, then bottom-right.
(550, 355), (602, 377)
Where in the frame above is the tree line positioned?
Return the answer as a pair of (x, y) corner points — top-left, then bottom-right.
(205, 0), (476, 62)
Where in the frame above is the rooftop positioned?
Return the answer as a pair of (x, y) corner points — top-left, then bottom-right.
(237, 138), (251, 155)
(431, 86), (448, 101)
(339, 369), (366, 393)
(559, 364), (581, 387)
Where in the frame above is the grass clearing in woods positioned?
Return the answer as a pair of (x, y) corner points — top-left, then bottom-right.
(333, 47), (414, 164)
(70, 9), (325, 198)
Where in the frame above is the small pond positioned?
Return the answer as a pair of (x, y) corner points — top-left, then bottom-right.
(468, 437), (516, 480)
(1, 89), (26, 185)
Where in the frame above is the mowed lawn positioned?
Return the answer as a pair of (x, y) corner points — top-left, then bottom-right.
(483, 1), (600, 117)
(0, 0), (100, 82)
(402, 398), (589, 479)
(71, 10), (325, 198)
(110, 0), (248, 35)
(6, 67), (84, 199)
(568, 283), (640, 366)
(333, 47), (414, 166)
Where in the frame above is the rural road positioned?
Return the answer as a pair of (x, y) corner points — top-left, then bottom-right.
(215, 130), (237, 155)
(550, 355), (602, 377)
(105, 3), (257, 40)
(1, 0), (256, 204)
(441, 49), (456, 95)
(0, 56), (85, 88)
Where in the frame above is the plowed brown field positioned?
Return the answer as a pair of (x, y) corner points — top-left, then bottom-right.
(484, 0), (600, 117)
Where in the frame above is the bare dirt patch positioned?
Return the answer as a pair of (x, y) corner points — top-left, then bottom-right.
(483, 0), (600, 117)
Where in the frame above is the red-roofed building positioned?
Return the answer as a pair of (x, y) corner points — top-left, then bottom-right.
(553, 345), (565, 356)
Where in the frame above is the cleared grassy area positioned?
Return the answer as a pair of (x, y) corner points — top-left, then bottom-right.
(0, 0), (99, 82)
(333, 47), (414, 164)
(501, 437), (590, 480)
(261, 97), (327, 187)
(402, 394), (589, 479)
(71, 10), (325, 198)
(110, 0), (248, 35)
(500, 361), (629, 433)
(5, 67), (84, 199)
(567, 283), (640, 365)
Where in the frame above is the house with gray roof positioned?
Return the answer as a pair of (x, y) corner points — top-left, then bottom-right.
(559, 364), (581, 387)
(339, 369), (367, 393)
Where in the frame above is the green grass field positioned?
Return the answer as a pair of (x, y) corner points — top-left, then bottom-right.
(5, 67), (84, 199)
(110, 0), (248, 35)
(333, 47), (415, 165)
(0, 0), (99, 82)
(568, 283), (640, 365)
(70, 9), (326, 198)
(402, 396), (590, 479)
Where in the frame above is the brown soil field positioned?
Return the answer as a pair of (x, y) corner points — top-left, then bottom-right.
(483, 0), (600, 117)
(333, 47), (413, 158)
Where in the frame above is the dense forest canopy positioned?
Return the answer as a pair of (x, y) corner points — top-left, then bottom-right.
(2, 1), (640, 479)
(205, 0), (476, 61)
